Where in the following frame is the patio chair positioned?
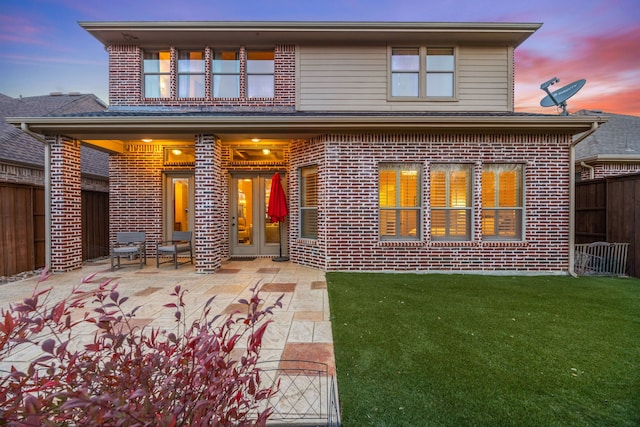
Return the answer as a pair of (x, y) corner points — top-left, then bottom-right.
(110, 232), (147, 271)
(156, 231), (193, 269)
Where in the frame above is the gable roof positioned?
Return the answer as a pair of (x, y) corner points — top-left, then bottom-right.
(0, 93), (110, 178)
(574, 110), (640, 163)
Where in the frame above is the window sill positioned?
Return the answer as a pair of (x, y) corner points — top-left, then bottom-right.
(296, 238), (319, 246)
(429, 240), (477, 247)
(481, 240), (528, 247)
(387, 96), (459, 102)
(378, 240), (423, 247)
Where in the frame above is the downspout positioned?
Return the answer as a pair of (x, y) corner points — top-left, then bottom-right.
(21, 123), (52, 269)
(569, 122), (599, 277)
(580, 162), (595, 180)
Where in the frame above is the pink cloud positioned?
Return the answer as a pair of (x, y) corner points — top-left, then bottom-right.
(0, 14), (48, 46)
(515, 25), (640, 116)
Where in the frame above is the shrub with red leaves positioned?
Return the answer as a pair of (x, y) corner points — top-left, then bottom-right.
(0, 268), (283, 426)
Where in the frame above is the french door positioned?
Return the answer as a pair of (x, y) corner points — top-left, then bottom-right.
(163, 173), (195, 239)
(230, 173), (286, 257)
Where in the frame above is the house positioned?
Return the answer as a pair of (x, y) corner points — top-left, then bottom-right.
(574, 110), (640, 180)
(0, 93), (109, 277)
(6, 21), (605, 275)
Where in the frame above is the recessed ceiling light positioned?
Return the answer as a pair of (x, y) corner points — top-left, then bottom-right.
(251, 138), (261, 143)
(142, 138), (153, 143)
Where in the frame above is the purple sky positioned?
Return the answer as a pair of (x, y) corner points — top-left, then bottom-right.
(1, 0), (639, 115)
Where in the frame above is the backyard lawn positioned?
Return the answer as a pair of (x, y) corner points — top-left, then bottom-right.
(327, 273), (640, 426)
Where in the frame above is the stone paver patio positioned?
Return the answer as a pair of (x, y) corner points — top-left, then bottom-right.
(0, 257), (339, 424)
(0, 258), (337, 425)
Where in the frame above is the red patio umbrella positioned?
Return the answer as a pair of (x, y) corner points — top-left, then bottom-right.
(267, 172), (289, 261)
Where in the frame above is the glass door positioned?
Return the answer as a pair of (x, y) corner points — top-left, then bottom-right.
(230, 173), (286, 257)
(164, 173), (195, 239)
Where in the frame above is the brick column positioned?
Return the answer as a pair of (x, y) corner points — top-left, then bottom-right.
(194, 134), (224, 272)
(49, 135), (82, 272)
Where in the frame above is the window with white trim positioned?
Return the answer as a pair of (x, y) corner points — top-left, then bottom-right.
(482, 164), (523, 240)
(379, 164), (422, 240)
(430, 164), (472, 240)
(143, 50), (171, 98)
(390, 47), (455, 99)
(300, 166), (318, 239)
(178, 50), (205, 98)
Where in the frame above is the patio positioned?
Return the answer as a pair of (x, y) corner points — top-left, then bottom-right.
(1, 257), (339, 425)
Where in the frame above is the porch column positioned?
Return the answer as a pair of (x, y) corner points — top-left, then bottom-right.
(194, 134), (224, 273)
(48, 135), (83, 272)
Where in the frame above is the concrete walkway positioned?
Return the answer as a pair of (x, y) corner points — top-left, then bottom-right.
(1, 257), (339, 424)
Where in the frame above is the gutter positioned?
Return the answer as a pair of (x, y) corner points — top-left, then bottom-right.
(21, 123), (52, 270)
(580, 162), (595, 180)
(569, 122), (600, 277)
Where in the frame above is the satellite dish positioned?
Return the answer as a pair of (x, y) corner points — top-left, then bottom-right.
(539, 77), (586, 115)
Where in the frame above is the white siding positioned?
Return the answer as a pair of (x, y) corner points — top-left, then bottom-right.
(298, 45), (512, 112)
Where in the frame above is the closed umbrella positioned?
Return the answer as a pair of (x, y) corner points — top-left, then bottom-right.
(267, 172), (289, 261)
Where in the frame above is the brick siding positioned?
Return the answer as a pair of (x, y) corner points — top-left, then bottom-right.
(289, 133), (572, 273)
(49, 129), (574, 274)
(194, 135), (224, 273)
(108, 143), (168, 264)
(108, 45), (295, 108)
(49, 136), (83, 272)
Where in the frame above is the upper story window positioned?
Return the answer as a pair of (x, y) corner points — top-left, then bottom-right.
(482, 164), (524, 240)
(430, 164), (472, 240)
(390, 47), (455, 99)
(178, 50), (205, 98)
(426, 48), (454, 97)
(379, 164), (422, 240)
(391, 48), (419, 97)
(212, 50), (240, 98)
(246, 51), (274, 98)
(143, 50), (171, 98)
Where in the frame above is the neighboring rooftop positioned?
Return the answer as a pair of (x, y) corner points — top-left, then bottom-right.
(0, 93), (109, 178)
(574, 110), (640, 162)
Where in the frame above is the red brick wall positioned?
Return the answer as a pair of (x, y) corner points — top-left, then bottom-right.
(289, 137), (327, 269)
(49, 136), (83, 272)
(289, 133), (572, 273)
(108, 143), (165, 260)
(108, 45), (141, 106)
(194, 135), (224, 272)
(578, 163), (640, 180)
(108, 45), (295, 108)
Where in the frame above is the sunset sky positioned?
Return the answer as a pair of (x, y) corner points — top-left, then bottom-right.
(1, 0), (638, 116)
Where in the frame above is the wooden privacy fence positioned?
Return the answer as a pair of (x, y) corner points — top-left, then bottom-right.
(575, 173), (640, 277)
(0, 184), (44, 277)
(1, 183), (108, 278)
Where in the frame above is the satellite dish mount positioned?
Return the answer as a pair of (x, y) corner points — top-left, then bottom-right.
(539, 77), (586, 115)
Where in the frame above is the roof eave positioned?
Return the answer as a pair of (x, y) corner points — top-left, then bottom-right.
(577, 154), (640, 164)
(8, 114), (603, 138)
(79, 21), (542, 47)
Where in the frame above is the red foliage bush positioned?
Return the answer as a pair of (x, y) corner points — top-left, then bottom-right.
(0, 268), (283, 426)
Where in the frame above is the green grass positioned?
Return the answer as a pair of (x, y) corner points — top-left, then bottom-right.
(327, 273), (640, 426)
